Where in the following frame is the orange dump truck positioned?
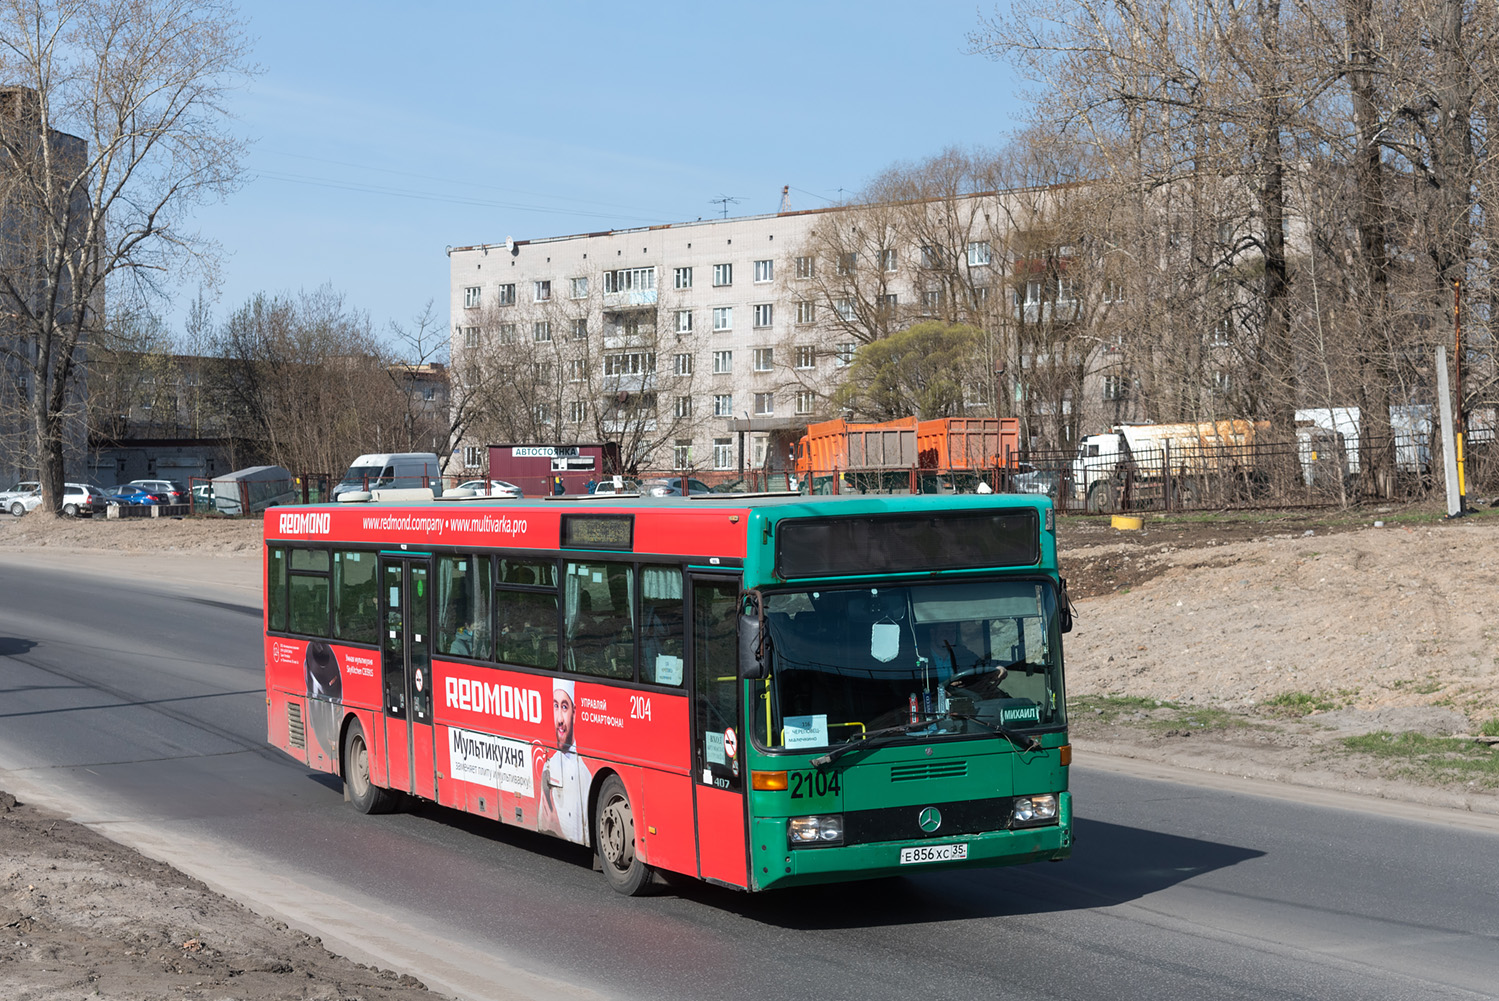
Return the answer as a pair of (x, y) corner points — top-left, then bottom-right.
(795, 417), (1022, 492)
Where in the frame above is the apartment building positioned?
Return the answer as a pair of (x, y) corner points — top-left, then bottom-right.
(447, 187), (1111, 476)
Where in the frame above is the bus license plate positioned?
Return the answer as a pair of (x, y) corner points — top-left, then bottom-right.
(899, 843), (968, 865)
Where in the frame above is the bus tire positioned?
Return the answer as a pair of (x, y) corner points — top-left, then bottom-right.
(343, 719), (396, 815)
(594, 774), (653, 896)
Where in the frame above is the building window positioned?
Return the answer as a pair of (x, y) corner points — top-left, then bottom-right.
(464, 286), (481, 309)
(604, 352), (656, 376)
(924, 289), (944, 312)
(1212, 370), (1231, 394)
(674, 266), (693, 289)
(713, 438), (733, 469)
(967, 241), (992, 266)
(834, 342), (855, 367)
(753, 259), (774, 283)
(570, 277), (589, 299)
(834, 298), (854, 321)
(673, 352), (693, 376)
(572, 317), (588, 340)
(712, 306), (733, 331)
(712, 350), (733, 374)
(463, 445), (483, 468)
(795, 390), (815, 415)
(971, 286), (990, 306)
(533, 361), (552, 382)
(463, 326), (479, 349)
(712, 263), (732, 286)
(753, 392), (774, 416)
(1104, 280), (1125, 303)
(568, 359), (587, 382)
(675, 309), (693, 334)
(674, 395), (691, 418)
(1057, 278), (1077, 303)
(794, 346), (815, 369)
(713, 394), (733, 417)
(795, 300), (815, 324)
(533, 280), (552, 302)
(603, 267), (656, 293)
(879, 293), (898, 310)
(837, 252), (856, 275)
(752, 347), (773, 372)
(497, 283), (516, 306)
(673, 440), (692, 469)
(533, 321), (552, 342)
(1102, 374), (1126, 401)
(535, 402), (552, 423)
(881, 248), (898, 272)
(497, 323), (517, 344)
(752, 303), (773, 328)
(795, 255), (814, 279)
(569, 400), (587, 423)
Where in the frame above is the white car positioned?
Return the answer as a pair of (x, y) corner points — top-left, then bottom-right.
(9, 483), (105, 518)
(0, 480), (39, 508)
(455, 479), (523, 498)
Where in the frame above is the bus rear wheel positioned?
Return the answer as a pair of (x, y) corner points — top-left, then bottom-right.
(343, 719), (396, 815)
(594, 775), (653, 895)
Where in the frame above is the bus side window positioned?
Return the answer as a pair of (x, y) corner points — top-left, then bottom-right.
(268, 547), (287, 632)
(437, 555), (491, 659)
(640, 565), (684, 686)
(333, 550), (378, 645)
(563, 561), (634, 680)
(494, 558), (558, 669)
(288, 548), (330, 636)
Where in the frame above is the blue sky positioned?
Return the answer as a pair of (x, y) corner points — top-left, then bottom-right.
(177, 1), (1025, 346)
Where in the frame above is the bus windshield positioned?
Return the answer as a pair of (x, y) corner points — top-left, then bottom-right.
(754, 580), (1065, 750)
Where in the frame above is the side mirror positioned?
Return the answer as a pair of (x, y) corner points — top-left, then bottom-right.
(1058, 577), (1074, 634)
(738, 591), (769, 679)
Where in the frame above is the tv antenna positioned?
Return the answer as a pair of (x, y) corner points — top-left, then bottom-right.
(709, 194), (742, 219)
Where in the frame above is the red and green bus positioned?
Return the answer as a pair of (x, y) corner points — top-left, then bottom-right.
(263, 492), (1073, 894)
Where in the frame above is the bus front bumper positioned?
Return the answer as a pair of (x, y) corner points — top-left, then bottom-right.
(749, 792), (1072, 891)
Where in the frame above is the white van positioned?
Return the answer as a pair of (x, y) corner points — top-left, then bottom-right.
(331, 452), (444, 500)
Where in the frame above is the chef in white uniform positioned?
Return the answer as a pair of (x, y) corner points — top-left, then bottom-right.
(539, 677), (591, 844)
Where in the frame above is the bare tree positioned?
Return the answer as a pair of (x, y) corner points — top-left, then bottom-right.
(0, 0), (251, 513)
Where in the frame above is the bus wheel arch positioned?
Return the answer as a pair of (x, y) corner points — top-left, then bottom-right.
(591, 771), (654, 895)
(341, 714), (397, 815)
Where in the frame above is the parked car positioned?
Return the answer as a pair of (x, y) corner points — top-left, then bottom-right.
(128, 479), (190, 505)
(1009, 464), (1063, 499)
(10, 483), (105, 518)
(0, 480), (39, 508)
(640, 477), (714, 497)
(589, 477), (640, 495)
(455, 479), (523, 498)
(191, 483), (214, 508)
(104, 484), (167, 506)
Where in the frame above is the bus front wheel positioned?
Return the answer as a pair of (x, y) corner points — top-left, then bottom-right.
(594, 775), (653, 895)
(343, 719), (397, 815)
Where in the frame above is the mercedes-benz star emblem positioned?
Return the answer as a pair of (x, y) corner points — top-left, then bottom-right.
(918, 806), (942, 833)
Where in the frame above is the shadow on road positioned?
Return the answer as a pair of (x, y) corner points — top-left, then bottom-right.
(663, 817), (1265, 927)
(0, 637), (39, 657)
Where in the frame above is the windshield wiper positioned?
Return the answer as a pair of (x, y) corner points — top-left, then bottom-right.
(809, 719), (935, 768)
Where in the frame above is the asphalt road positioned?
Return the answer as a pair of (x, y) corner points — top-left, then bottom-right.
(1, 554), (1496, 1001)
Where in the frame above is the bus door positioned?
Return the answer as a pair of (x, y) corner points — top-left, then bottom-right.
(689, 574), (748, 887)
(380, 555), (436, 801)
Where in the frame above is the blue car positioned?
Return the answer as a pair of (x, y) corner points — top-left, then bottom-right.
(105, 484), (167, 505)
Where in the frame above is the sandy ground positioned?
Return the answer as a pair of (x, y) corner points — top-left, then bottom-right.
(2, 505), (1499, 999)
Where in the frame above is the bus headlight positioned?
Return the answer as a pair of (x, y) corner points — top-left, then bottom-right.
(787, 814), (844, 846)
(1010, 794), (1058, 826)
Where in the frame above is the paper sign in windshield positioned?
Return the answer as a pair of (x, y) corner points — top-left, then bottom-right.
(783, 714), (829, 748)
(448, 727), (535, 797)
(655, 654), (683, 685)
(705, 730), (726, 765)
